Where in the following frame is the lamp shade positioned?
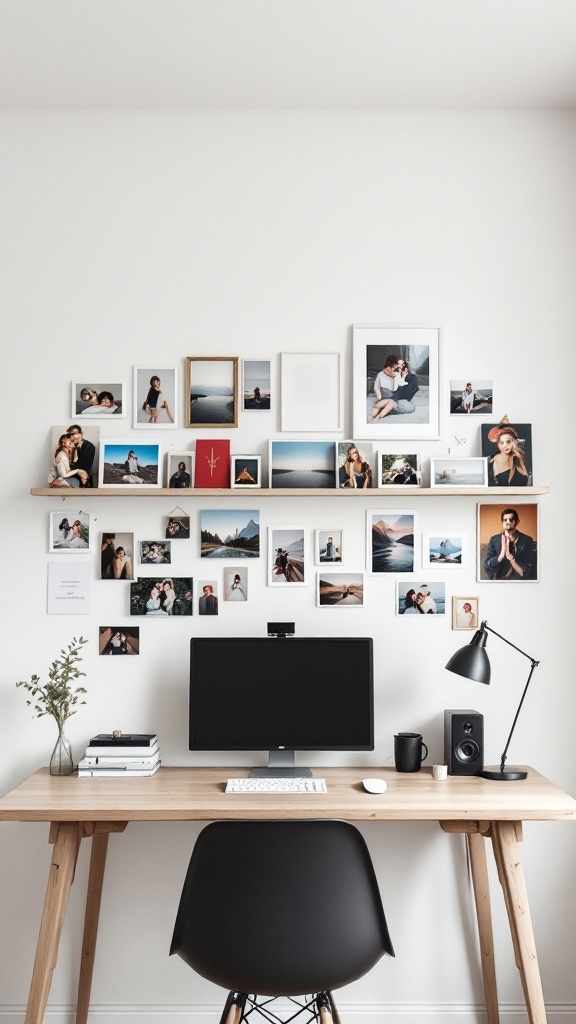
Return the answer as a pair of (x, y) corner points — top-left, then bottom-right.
(445, 628), (491, 684)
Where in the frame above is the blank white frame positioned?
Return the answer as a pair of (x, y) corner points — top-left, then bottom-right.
(281, 352), (342, 431)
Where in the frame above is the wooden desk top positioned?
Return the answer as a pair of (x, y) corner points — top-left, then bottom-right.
(0, 766), (575, 823)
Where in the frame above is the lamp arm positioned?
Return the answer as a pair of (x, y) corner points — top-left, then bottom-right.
(482, 621), (539, 666)
(498, 659), (538, 773)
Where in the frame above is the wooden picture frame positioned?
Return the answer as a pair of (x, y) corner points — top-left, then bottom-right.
(186, 357), (239, 428)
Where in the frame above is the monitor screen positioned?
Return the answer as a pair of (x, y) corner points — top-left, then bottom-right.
(189, 636), (374, 752)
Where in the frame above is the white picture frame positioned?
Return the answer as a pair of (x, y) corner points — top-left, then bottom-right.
(166, 452), (194, 488)
(396, 581), (446, 615)
(422, 533), (468, 568)
(230, 455), (262, 488)
(49, 511), (91, 552)
(280, 352), (342, 431)
(71, 382), (126, 419)
(314, 529), (344, 564)
(377, 452), (422, 487)
(98, 441), (162, 488)
(352, 325), (441, 440)
(133, 366), (178, 428)
(430, 457), (488, 488)
(268, 526), (307, 586)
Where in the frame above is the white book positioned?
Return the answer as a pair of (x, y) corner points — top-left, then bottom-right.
(78, 762), (161, 779)
(79, 754), (160, 769)
(83, 743), (160, 759)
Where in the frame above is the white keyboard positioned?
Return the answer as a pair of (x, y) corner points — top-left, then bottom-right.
(225, 777), (327, 794)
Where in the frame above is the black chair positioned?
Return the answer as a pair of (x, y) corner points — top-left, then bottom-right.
(170, 819), (394, 1024)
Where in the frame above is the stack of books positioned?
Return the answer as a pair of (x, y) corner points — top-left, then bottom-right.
(78, 733), (160, 777)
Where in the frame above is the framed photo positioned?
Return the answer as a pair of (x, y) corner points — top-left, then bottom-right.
(231, 455), (261, 489)
(450, 380), (493, 416)
(49, 511), (91, 552)
(430, 457), (488, 488)
(223, 567), (248, 602)
(71, 382), (125, 418)
(481, 423), (533, 487)
(130, 577), (193, 615)
(336, 441), (374, 489)
(367, 510), (415, 574)
(423, 533), (467, 568)
(268, 527), (307, 585)
(50, 425), (99, 489)
(200, 510), (260, 558)
(140, 540), (171, 565)
(166, 452), (194, 488)
(452, 597), (480, 630)
(98, 441), (161, 488)
(397, 581), (446, 615)
(186, 357), (239, 428)
(133, 366), (178, 428)
(378, 452), (421, 487)
(198, 581), (219, 615)
(99, 627), (140, 655)
(317, 572), (364, 607)
(315, 529), (343, 564)
(269, 440), (336, 489)
(100, 532), (134, 579)
(280, 352), (342, 431)
(165, 516), (190, 539)
(243, 359), (271, 410)
(477, 503), (538, 582)
(352, 325), (441, 439)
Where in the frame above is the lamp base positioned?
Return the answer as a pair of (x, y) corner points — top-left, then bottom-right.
(481, 766), (528, 781)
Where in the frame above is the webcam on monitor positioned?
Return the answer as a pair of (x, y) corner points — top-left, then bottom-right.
(267, 621), (295, 638)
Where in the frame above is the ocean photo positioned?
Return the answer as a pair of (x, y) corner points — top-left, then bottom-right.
(270, 440), (336, 489)
(427, 537), (463, 564)
(187, 358), (237, 425)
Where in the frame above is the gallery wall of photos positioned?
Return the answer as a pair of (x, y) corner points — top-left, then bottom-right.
(46, 328), (540, 655)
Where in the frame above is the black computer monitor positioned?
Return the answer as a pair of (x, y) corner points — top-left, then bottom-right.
(189, 636), (374, 777)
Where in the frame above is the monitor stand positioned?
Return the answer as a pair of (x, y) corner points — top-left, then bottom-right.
(249, 750), (312, 778)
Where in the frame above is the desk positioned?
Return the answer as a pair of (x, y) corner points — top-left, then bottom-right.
(1, 766), (574, 1024)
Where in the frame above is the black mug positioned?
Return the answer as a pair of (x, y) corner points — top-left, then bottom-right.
(394, 732), (429, 773)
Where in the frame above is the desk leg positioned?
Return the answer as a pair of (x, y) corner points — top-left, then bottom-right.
(24, 822), (82, 1024)
(491, 821), (547, 1024)
(467, 831), (500, 1024)
(76, 831), (109, 1024)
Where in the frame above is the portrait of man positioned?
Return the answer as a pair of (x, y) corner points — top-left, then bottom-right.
(479, 505), (538, 581)
(198, 583), (218, 615)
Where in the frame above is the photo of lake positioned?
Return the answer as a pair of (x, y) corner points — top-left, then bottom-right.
(432, 458), (487, 486)
(187, 358), (237, 426)
(368, 512), (415, 573)
(270, 440), (336, 488)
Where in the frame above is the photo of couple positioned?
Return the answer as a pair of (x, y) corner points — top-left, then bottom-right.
(397, 582), (446, 615)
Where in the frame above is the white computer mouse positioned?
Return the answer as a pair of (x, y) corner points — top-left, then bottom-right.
(362, 777), (387, 794)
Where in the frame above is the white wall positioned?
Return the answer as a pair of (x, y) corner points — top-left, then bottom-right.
(1, 110), (575, 1024)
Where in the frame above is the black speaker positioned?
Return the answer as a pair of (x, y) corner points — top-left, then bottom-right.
(444, 709), (484, 776)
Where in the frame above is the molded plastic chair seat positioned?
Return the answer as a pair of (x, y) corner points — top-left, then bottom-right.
(170, 820), (394, 1023)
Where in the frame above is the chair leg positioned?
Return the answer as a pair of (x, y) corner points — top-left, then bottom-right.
(316, 992), (335, 1024)
(219, 991), (244, 1024)
(326, 993), (341, 1024)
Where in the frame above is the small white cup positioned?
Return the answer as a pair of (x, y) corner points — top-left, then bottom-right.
(432, 764), (448, 781)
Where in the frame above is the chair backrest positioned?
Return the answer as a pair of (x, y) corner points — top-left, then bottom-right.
(170, 819), (394, 996)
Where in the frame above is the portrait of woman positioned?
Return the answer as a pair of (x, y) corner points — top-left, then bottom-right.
(481, 423), (532, 486)
(48, 434), (83, 488)
(338, 442), (373, 489)
(224, 568), (247, 601)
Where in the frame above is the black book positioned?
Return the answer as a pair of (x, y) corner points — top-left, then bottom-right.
(88, 733), (157, 747)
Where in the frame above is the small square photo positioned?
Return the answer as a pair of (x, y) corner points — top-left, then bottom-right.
(378, 452), (421, 486)
(231, 456), (261, 488)
(49, 511), (91, 552)
(165, 516), (190, 539)
(452, 597), (480, 630)
(99, 627), (140, 655)
(450, 380), (493, 415)
(423, 534), (467, 568)
(317, 572), (364, 607)
(140, 540), (171, 564)
(315, 530), (343, 564)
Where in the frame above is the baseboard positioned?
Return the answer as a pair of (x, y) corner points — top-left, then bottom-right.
(1, 1004), (576, 1024)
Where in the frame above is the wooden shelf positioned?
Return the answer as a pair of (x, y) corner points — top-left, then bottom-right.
(30, 486), (550, 498)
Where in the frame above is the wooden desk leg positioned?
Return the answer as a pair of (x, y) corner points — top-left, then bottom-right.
(76, 832), (109, 1024)
(467, 831), (500, 1024)
(491, 821), (547, 1024)
(76, 822), (127, 1024)
(24, 822), (82, 1024)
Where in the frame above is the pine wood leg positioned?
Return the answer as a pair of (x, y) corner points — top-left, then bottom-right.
(491, 821), (547, 1024)
(467, 831), (500, 1024)
(24, 822), (82, 1024)
(75, 832), (109, 1024)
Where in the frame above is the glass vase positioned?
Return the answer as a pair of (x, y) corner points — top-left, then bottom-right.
(50, 727), (74, 776)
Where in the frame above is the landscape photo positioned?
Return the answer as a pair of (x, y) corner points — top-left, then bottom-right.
(269, 440), (336, 489)
(317, 572), (364, 607)
(424, 535), (465, 567)
(367, 511), (415, 573)
(200, 510), (260, 557)
(186, 357), (237, 426)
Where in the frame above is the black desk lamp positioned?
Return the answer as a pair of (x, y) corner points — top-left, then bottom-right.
(445, 620), (539, 781)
